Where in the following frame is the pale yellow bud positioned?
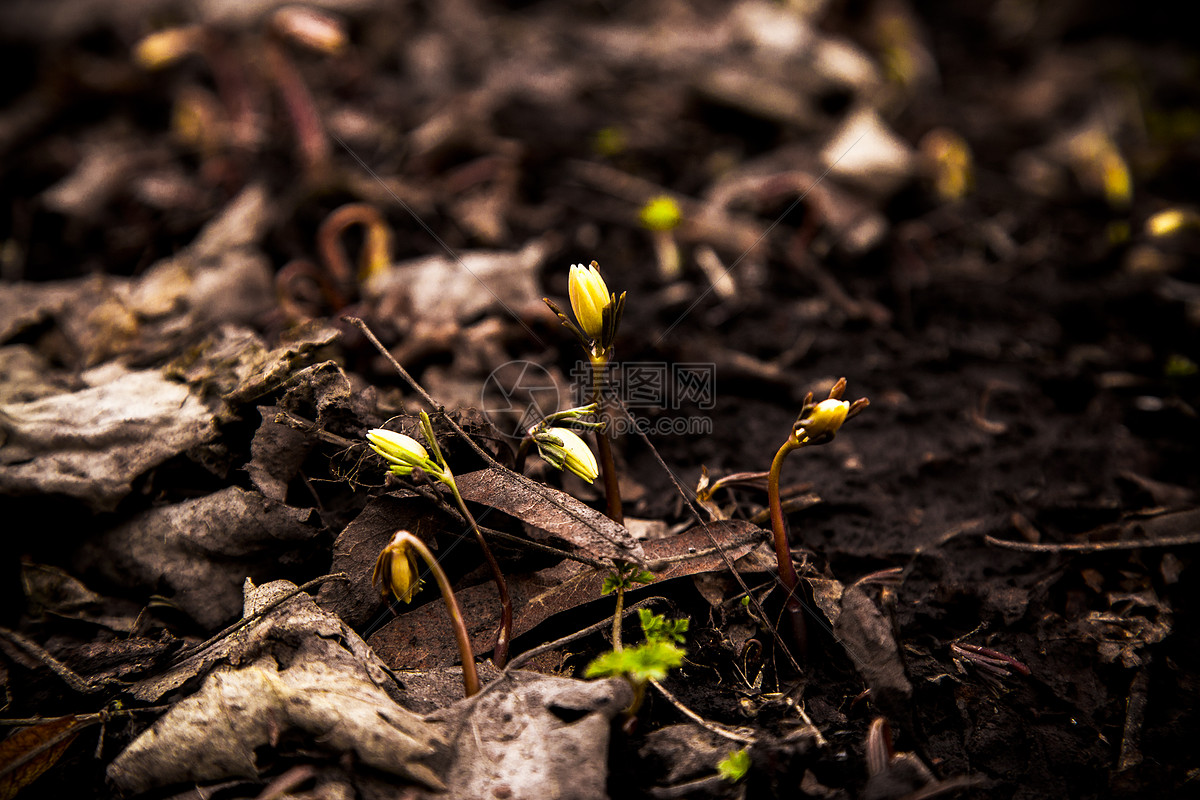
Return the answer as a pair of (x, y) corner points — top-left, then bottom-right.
(134, 27), (201, 70)
(568, 262), (610, 342)
(373, 532), (423, 603)
(535, 427), (600, 483)
(804, 399), (850, 440)
(366, 429), (432, 476)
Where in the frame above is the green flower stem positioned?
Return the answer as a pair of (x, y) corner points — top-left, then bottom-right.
(612, 579), (626, 651)
(444, 477), (513, 668)
(768, 434), (808, 655)
(393, 531), (480, 697)
(591, 352), (624, 524)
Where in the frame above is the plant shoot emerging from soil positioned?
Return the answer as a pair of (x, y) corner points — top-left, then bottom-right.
(544, 261), (627, 522)
(768, 378), (868, 654)
(601, 562), (656, 651)
(372, 530), (480, 696)
(366, 412), (513, 667)
(586, 608), (687, 722)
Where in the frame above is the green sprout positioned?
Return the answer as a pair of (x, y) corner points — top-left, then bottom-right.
(717, 748), (751, 783)
(586, 608), (688, 719)
(601, 562), (655, 650)
(639, 195), (683, 280)
(366, 412), (514, 667)
(768, 378), (868, 655)
(543, 261), (627, 523)
(373, 530), (479, 696)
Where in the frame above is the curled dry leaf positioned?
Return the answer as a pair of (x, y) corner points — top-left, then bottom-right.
(0, 364), (216, 511)
(428, 671), (632, 800)
(109, 579), (443, 793)
(454, 466), (646, 565)
(108, 658), (442, 793)
(74, 487), (318, 629)
(0, 714), (105, 800)
(832, 585), (913, 720)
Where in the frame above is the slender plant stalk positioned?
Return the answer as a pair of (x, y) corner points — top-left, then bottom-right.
(768, 436), (807, 655)
(591, 353), (624, 524)
(612, 581), (626, 651)
(394, 531), (480, 696)
(445, 479), (513, 668)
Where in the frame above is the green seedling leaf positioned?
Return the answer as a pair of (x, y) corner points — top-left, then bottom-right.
(601, 565), (656, 595)
(639, 608), (688, 644)
(585, 639), (685, 684)
(717, 748), (751, 783)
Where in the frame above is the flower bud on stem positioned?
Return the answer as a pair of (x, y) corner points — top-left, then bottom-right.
(375, 531), (480, 697)
(768, 378), (869, 660)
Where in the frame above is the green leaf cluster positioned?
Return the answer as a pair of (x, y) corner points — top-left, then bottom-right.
(584, 609), (688, 683)
(717, 748), (751, 783)
(600, 564), (654, 595)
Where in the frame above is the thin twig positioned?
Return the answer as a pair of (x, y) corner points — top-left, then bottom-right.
(174, 573), (348, 662)
(503, 596), (672, 672)
(649, 679), (757, 743)
(984, 533), (1200, 552)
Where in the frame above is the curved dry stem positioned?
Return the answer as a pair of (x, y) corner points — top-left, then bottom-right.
(445, 479), (513, 668)
(768, 435), (807, 655)
(390, 531), (481, 697)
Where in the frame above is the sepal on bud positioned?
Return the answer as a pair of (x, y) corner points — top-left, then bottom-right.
(372, 532), (423, 604)
(366, 428), (438, 477)
(533, 427), (600, 483)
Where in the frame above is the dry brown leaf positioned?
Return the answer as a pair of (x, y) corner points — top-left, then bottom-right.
(74, 487), (319, 628)
(0, 364), (216, 511)
(0, 715), (98, 800)
(455, 467), (645, 565)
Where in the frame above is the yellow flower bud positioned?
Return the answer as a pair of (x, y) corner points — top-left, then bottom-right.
(568, 262), (611, 342)
(373, 532), (423, 603)
(535, 427), (600, 483)
(365, 428), (432, 476)
(803, 398), (850, 440)
(639, 196), (682, 232)
(133, 27), (201, 70)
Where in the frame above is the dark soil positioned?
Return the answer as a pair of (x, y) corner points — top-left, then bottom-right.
(2, 1), (1198, 799)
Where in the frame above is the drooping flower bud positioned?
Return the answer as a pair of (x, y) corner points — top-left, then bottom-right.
(372, 531), (423, 604)
(534, 427), (600, 484)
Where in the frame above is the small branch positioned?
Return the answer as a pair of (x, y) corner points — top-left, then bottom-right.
(649, 679), (757, 744)
(174, 573), (348, 662)
(984, 533), (1200, 552)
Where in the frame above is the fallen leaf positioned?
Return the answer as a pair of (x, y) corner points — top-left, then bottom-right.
(110, 579), (443, 793)
(109, 659), (441, 793)
(0, 364), (216, 511)
(74, 487), (319, 628)
(833, 585), (912, 719)
(428, 671), (632, 800)
(0, 715), (99, 800)
(455, 467), (645, 565)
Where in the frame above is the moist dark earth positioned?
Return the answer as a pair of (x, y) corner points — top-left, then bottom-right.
(1, 1), (1198, 799)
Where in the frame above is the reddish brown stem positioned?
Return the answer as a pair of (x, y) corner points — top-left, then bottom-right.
(768, 436), (807, 656)
(394, 532), (480, 696)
